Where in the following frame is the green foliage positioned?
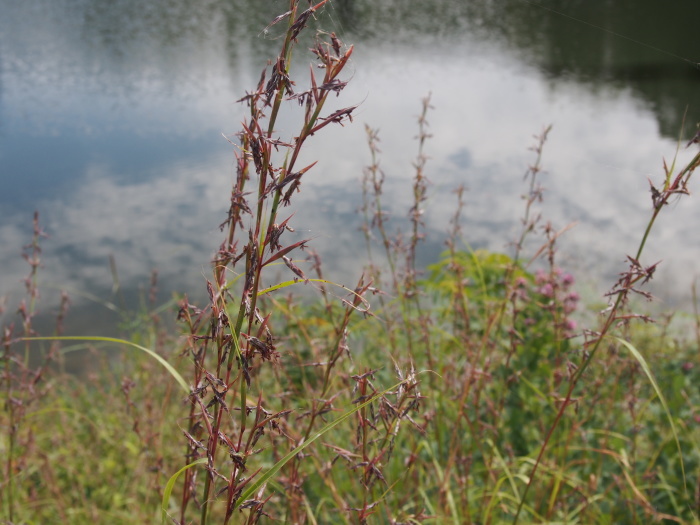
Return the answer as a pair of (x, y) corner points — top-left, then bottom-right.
(4, 244), (700, 523)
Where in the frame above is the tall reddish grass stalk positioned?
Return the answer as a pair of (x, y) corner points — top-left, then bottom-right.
(1, 212), (69, 523)
(512, 145), (700, 524)
(174, 2), (362, 523)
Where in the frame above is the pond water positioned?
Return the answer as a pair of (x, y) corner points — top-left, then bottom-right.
(1, 0), (699, 335)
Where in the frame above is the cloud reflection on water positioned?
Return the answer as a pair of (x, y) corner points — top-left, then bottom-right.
(2, 0), (700, 331)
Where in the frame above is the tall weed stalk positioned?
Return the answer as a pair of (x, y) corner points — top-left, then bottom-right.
(513, 142), (700, 523)
(1, 212), (69, 523)
(171, 2), (381, 523)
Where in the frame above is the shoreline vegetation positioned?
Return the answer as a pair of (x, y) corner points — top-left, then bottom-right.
(3, 2), (700, 523)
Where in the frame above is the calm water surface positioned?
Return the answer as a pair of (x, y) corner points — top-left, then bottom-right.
(1, 0), (699, 333)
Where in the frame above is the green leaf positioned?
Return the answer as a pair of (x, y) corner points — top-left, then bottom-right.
(612, 336), (687, 494)
(161, 457), (208, 524)
(22, 336), (189, 393)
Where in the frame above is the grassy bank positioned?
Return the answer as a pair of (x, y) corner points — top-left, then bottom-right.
(3, 2), (700, 524)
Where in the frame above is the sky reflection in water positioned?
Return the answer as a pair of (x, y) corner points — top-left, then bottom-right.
(1, 0), (699, 333)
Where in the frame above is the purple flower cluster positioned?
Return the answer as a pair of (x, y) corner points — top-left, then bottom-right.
(511, 267), (580, 339)
(533, 268), (580, 336)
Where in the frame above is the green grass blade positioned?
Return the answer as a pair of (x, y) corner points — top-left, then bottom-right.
(487, 438), (520, 501)
(161, 457), (208, 524)
(418, 439), (460, 525)
(258, 278), (367, 302)
(22, 336), (189, 393)
(612, 336), (687, 494)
